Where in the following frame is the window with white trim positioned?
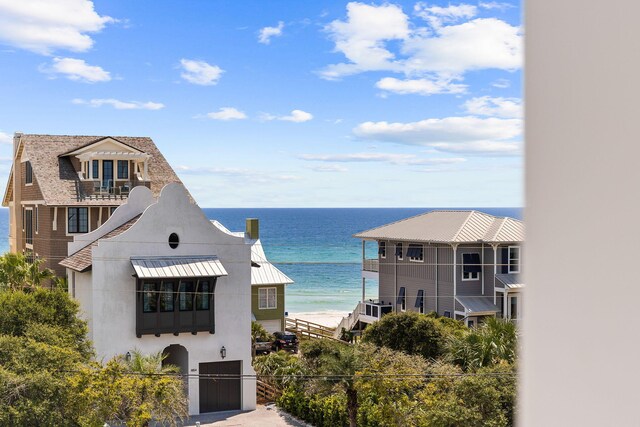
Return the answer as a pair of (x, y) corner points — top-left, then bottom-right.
(462, 253), (481, 280)
(24, 208), (33, 247)
(378, 241), (386, 258)
(508, 246), (521, 273)
(259, 287), (277, 309)
(407, 244), (424, 262)
(395, 243), (403, 260)
(117, 160), (129, 179)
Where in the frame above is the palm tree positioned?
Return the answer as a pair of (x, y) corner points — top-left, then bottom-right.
(0, 253), (55, 291)
(447, 317), (517, 371)
(302, 341), (363, 427)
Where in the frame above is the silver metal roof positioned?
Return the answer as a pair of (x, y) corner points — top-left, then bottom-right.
(455, 296), (500, 314)
(495, 273), (524, 289)
(353, 210), (524, 244)
(131, 256), (228, 279)
(251, 241), (293, 286)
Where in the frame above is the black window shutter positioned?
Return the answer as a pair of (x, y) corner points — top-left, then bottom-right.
(397, 287), (406, 304)
(501, 248), (509, 273)
(415, 290), (424, 308)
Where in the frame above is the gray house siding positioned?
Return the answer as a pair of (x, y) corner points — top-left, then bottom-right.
(436, 246), (454, 316)
(456, 245), (483, 297)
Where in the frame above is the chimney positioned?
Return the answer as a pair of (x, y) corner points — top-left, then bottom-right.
(246, 218), (259, 240)
(13, 132), (22, 156)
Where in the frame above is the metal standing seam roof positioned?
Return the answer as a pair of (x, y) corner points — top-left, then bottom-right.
(455, 296), (500, 314)
(251, 241), (293, 286)
(130, 256), (228, 279)
(495, 273), (525, 289)
(353, 210), (524, 244)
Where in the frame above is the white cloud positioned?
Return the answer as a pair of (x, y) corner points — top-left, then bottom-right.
(0, 131), (12, 144)
(492, 78), (511, 88)
(320, 2), (410, 80)
(414, 2), (477, 27)
(72, 98), (164, 110)
(258, 21), (284, 44)
(353, 116), (521, 156)
(300, 152), (466, 165)
(262, 109), (313, 123)
(40, 57), (110, 82)
(0, 0), (114, 54)
(376, 76), (466, 96)
(463, 96), (522, 118)
(321, 2), (522, 91)
(402, 18), (522, 75)
(179, 59), (223, 85)
(204, 107), (247, 121)
(309, 164), (349, 173)
(479, 2), (516, 11)
(176, 165), (300, 183)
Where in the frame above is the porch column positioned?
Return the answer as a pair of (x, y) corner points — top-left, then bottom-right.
(492, 244), (498, 304)
(143, 159), (149, 181)
(452, 244), (458, 314)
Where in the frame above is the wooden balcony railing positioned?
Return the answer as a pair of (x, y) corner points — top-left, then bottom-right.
(362, 258), (379, 272)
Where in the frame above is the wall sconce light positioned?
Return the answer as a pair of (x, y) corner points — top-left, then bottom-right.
(220, 346), (226, 359)
(125, 351), (132, 362)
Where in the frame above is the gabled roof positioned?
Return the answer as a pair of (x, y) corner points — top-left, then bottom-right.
(59, 215), (141, 272)
(3, 134), (186, 206)
(251, 241), (293, 286)
(58, 136), (145, 157)
(353, 210), (524, 244)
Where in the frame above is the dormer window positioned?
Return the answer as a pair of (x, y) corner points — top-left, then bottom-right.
(25, 161), (32, 184)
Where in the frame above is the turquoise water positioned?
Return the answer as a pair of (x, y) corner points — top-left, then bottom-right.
(0, 207), (522, 314)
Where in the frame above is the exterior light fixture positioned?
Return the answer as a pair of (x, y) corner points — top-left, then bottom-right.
(220, 346), (226, 359)
(125, 351), (132, 362)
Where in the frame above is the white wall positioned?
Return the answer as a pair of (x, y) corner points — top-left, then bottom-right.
(523, 1), (640, 425)
(74, 184), (255, 414)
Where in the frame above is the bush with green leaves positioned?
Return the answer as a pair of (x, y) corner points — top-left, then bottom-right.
(361, 311), (465, 360)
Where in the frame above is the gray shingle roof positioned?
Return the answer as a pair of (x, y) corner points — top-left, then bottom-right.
(353, 210), (524, 244)
(59, 215), (141, 272)
(6, 134), (185, 206)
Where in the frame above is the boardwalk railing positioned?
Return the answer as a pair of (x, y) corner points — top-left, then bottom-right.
(256, 379), (279, 403)
(362, 258), (379, 272)
(285, 317), (337, 341)
(334, 303), (362, 339)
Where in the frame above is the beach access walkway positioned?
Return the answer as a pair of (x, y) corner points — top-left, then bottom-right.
(284, 317), (338, 341)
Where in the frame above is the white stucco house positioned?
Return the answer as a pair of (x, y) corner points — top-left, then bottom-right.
(60, 183), (256, 415)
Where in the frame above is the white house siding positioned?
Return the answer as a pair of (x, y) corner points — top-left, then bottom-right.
(68, 184), (256, 415)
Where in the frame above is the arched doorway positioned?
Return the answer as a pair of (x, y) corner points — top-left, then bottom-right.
(162, 344), (188, 392)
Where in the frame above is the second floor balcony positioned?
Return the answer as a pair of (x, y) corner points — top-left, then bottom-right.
(75, 178), (150, 201)
(362, 258), (379, 272)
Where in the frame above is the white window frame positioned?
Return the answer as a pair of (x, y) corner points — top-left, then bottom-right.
(379, 241), (386, 259)
(508, 246), (521, 273)
(24, 160), (33, 186)
(462, 252), (481, 281)
(117, 160), (130, 180)
(396, 242), (403, 261)
(408, 244), (424, 263)
(258, 287), (277, 310)
(508, 293), (520, 320)
(66, 207), (91, 236)
(24, 207), (33, 249)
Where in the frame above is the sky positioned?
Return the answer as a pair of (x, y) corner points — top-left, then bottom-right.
(0, 1), (522, 208)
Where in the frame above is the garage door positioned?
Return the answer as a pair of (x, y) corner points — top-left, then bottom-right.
(199, 361), (242, 413)
(259, 319), (282, 334)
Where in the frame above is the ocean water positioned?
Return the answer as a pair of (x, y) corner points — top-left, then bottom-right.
(0, 207), (522, 315)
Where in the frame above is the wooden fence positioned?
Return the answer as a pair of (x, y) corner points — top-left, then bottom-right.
(256, 379), (279, 403)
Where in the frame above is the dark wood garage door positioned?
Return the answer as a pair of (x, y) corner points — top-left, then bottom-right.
(199, 361), (242, 413)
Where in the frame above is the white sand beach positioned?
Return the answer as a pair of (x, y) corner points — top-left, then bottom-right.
(287, 311), (349, 328)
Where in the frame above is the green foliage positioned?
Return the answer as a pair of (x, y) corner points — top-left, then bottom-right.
(447, 317), (518, 371)
(253, 350), (306, 389)
(251, 320), (272, 343)
(417, 362), (517, 427)
(68, 353), (188, 427)
(0, 252), (55, 291)
(362, 311), (464, 360)
(277, 387), (349, 427)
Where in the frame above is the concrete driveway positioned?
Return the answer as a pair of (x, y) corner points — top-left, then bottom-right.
(183, 404), (310, 427)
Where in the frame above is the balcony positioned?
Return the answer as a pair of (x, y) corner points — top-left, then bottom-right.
(361, 300), (392, 320)
(362, 258), (379, 272)
(75, 179), (150, 201)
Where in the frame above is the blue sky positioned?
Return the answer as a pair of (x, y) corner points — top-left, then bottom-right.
(0, 1), (522, 208)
